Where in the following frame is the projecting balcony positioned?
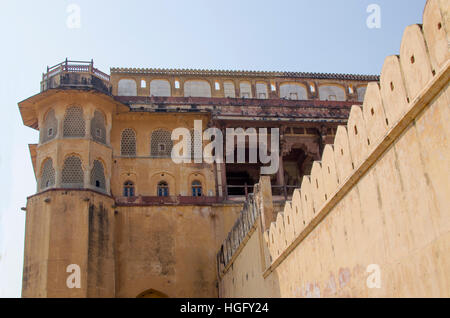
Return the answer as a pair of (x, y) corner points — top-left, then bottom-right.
(40, 59), (112, 95)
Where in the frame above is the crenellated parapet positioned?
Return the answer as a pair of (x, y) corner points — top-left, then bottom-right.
(217, 0), (450, 297)
(264, 0), (449, 272)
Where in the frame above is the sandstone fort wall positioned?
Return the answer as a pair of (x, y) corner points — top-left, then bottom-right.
(218, 0), (450, 297)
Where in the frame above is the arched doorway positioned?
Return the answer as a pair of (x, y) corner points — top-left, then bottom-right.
(136, 289), (169, 298)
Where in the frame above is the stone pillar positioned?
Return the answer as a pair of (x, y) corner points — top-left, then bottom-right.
(257, 176), (275, 233)
(235, 80), (240, 98)
(56, 111), (64, 140)
(318, 126), (328, 155)
(55, 169), (62, 188)
(106, 176), (111, 195)
(85, 117), (92, 140)
(219, 162), (227, 199)
(276, 132), (290, 188)
(83, 166), (90, 189)
(106, 114), (112, 146)
(276, 153), (284, 187)
(220, 127), (228, 199)
(251, 80), (256, 98)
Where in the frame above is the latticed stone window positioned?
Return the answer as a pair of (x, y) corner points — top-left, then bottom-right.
(121, 128), (136, 156)
(40, 109), (57, 143)
(90, 160), (106, 190)
(90, 110), (106, 144)
(40, 158), (55, 190)
(150, 129), (173, 158)
(63, 106), (85, 137)
(61, 156), (84, 188)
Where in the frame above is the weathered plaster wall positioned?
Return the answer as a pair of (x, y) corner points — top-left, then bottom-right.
(22, 190), (115, 297)
(114, 204), (242, 298)
(110, 113), (216, 197)
(22, 189), (242, 297)
(219, 0), (450, 298)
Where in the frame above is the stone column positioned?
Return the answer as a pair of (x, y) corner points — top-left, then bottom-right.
(276, 153), (284, 187)
(276, 131), (290, 188)
(83, 164), (91, 189)
(235, 80), (240, 98)
(56, 111), (64, 140)
(221, 127), (228, 199)
(106, 176), (111, 195)
(85, 117), (92, 140)
(251, 80), (256, 98)
(55, 169), (62, 188)
(106, 113), (112, 146)
(257, 176), (275, 233)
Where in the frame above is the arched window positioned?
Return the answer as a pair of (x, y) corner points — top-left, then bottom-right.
(239, 82), (252, 98)
(192, 180), (202, 197)
(90, 110), (106, 144)
(256, 83), (268, 99)
(123, 181), (135, 197)
(157, 181), (169, 197)
(63, 106), (85, 137)
(318, 85), (346, 101)
(184, 80), (211, 97)
(62, 156), (84, 188)
(40, 109), (57, 143)
(118, 79), (137, 96)
(90, 160), (106, 190)
(280, 83), (308, 100)
(121, 128), (136, 156)
(223, 81), (235, 98)
(40, 158), (55, 190)
(150, 80), (171, 97)
(150, 129), (173, 158)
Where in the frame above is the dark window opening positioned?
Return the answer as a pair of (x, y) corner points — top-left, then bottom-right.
(124, 181), (135, 197)
(192, 180), (202, 197)
(157, 181), (169, 197)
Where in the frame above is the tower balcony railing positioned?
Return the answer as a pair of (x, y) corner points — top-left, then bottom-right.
(40, 59), (112, 95)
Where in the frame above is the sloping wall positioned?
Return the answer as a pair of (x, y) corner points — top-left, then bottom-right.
(218, 0), (449, 297)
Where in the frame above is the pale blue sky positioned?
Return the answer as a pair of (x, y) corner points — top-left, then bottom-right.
(0, 0), (426, 297)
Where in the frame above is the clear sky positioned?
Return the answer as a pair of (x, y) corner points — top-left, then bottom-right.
(0, 0), (427, 297)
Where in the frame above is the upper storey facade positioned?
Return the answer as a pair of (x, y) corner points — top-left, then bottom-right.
(110, 67), (379, 102)
(19, 59), (380, 202)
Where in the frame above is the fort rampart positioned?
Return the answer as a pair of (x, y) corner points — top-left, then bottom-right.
(217, 0), (450, 297)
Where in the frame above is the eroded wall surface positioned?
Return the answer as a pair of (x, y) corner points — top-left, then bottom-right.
(22, 190), (115, 297)
(23, 188), (242, 297)
(114, 204), (241, 298)
(219, 0), (450, 298)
